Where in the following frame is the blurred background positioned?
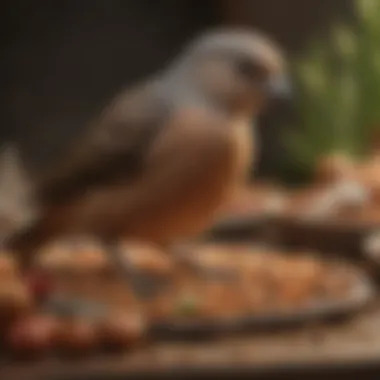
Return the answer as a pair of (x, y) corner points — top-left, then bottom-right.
(1, 0), (352, 181)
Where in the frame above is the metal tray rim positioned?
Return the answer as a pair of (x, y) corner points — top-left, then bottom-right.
(149, 268), (375, 338)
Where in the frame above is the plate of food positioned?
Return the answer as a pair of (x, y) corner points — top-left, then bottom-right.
(204, 183), (286, 241)
(136, 243), (375, 339)
(0, 240), (374, 352)
(0, 244), (147, 360)
(252, 154), (380, 258)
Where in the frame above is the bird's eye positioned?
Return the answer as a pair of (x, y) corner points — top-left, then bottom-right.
(235, 57), (267, 81)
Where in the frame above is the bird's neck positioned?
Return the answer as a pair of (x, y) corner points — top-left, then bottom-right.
(158, 59), (259, 122)
(158, 72), (250, 121)
(158, 64), (209, 106)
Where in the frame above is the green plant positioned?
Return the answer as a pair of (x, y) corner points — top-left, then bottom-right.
(283, 0), (380, 183)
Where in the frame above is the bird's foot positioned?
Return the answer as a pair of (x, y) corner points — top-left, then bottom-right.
(104, 242), (166, 299)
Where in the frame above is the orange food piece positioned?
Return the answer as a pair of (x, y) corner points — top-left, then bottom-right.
(7, 314), (61, 357)
(57, 317), (100, 355)
(99, 311), (146, 349)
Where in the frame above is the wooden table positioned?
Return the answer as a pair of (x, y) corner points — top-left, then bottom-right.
(2, 303), (380, 380)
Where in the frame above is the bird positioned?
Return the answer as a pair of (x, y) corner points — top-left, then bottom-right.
(5, 28), (291, 294)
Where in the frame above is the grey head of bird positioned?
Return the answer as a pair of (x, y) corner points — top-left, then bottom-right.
(160, 28), (291, 117)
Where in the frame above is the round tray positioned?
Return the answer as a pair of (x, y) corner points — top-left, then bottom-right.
(149, 268), (375, 340)
(203, 215), (268, 242)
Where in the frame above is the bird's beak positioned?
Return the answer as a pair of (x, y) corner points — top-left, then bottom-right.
(267, 74), (292, 100)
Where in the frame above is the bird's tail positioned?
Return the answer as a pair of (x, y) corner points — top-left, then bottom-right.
(0, 143), (42, 267)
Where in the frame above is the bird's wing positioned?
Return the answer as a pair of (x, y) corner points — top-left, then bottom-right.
(7, 103), (235, 257)
(108, 106), (236, 221)
(38, 84), (169, 205)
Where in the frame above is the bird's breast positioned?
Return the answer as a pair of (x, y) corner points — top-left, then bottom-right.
(226, 117), (255, 190)
(42, 117), (255, 244)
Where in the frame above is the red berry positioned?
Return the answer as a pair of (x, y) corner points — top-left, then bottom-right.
(25, 271), (53, 300)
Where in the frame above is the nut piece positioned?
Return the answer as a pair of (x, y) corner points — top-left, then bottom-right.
(57, 317), (100, 355)
(0, 253), (19, 278)
(315, 153), (355, 184)
(99, 311), (146, 350)
(119, 242), (173, 276)
(363, 230), (380, 264)
(0, 280), (33, 320)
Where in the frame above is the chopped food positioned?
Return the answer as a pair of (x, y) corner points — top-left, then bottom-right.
(0, 279), (33, 320)
(70, 245), (109, 275)
(119, 241), (174, 276)
(99, 311), (146, 349)
(314, 153), (355, 184)
(35, 239), (108, 275)
(219, 183), (288, 219)
(0, 237), (370, 361)
(43, 295), (109, 319)
(0, 253), (19, 278)
(57, 317), (100, 355)
(25, 270), (54, 301)
(140, 244), (364, 323)
(174, 293), (200, 317)
(219, 153), (380, 225)
(34, 243), (75, 281)
(7, 314), (61, 357)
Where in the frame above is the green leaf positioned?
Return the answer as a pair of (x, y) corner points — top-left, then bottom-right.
(174, 293), (199, 316)
(332, 24), (357, 61)
(356, 0), (380, 26)
(282, 0), (380, 183)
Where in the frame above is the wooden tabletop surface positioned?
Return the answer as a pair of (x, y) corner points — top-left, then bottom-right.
(2, 302), (380, 380)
